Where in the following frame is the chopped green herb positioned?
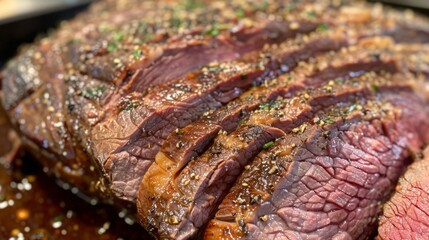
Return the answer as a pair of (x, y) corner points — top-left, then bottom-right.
(323, 118), (334, 124)
(107, 42), (117, 52)
(235, 8), (246, 19)
(261, 1), (269, 11)
(307, 11), (316, 18)
(285, 3), (295, 11)
(137, 22), (148, 34)
(171, 17), (182, 28)
(84, 85), (105, 99)
(241, 73), (248, 80)
(260, 101), (281, 111)
(113, 31), (124, 42)
(70, 38), (79, 44)
(119, 98), (139, 111)
(123, 103), (135, 111)
(204, 23), (230, 36)
(370, 84), (379, 93)
(182, 0), (204, 10)
(99, 23), (112, 32)
(142, 33), (154, 41)
(205, 28), (220, 36)
(335, 77), (345, 84)
(217, 23), (231, 30)
(263, 141), (274, 149)
(252, 1), (269, 11)
(133, 49), (142, 59)
(105, 30), (125, 53)
(345, 104), (357, 114)
(316, 23), (329, 32)
(259, 103), (271, 110)
(238, 118), (248, 127)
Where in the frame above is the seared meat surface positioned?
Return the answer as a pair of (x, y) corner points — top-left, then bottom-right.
(2, 0), (429, 239)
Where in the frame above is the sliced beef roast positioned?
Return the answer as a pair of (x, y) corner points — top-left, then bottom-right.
(206, 90), (429, 239)
(64, 6), (328, 202)
(2, 0), (429, 239)
(142, 37), (403, 213)
(101, 4), (429, 202)
(3, 0), (421, 203)
(377, 147), (429, 240)
(138, 68), (419, 239)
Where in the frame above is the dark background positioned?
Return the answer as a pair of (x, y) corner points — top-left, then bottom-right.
(0, 0), (92, 67)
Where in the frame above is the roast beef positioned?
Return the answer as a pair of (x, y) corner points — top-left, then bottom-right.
(139, 64), (423, 239)
(2, 0), (429, 239)
(206, 89), (429, 239)
(141, 37), (401, 214)
(377, 147), (429, 240)
(46, 2), (327, 202)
